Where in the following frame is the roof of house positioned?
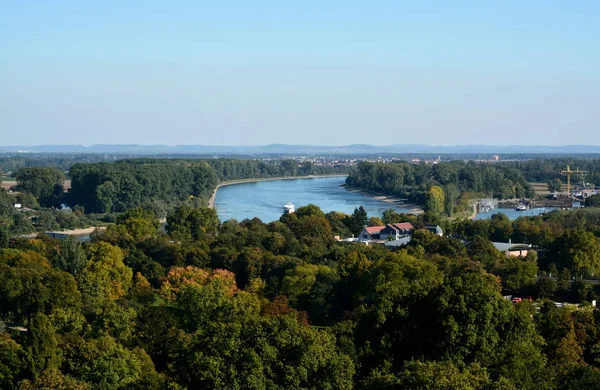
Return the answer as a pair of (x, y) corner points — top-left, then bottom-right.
(365, 223), (414, 235)
(425, 224), (443, 233)
(364, 226), (386, 235)
(492, 242), (531, 252)
(391, 222), (414, 231)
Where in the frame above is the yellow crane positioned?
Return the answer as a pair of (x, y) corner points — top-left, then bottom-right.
(561, 165), (589, 196)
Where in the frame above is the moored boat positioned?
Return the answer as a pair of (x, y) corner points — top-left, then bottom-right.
(283, 202), (295, 214)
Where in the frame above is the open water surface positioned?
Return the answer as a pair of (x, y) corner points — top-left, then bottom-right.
(214, 176), (555, 223)
(214, 176), (419, 223)
(473, 206), (556, 220)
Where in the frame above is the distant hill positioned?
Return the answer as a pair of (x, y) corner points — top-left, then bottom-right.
(1, 144), (600, 155)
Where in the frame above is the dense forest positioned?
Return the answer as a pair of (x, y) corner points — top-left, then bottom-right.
(346, 159), (600, 213)
(3, 156), (600, 388)
(2, 200), (600, 388)
(514, 158), (600, 184)
(346, 161), (535, 217)
(67, 158), (344, 214)
(0, 158), (346, 238)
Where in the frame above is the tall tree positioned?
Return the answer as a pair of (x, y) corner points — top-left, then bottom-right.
(54, 236), (87, 275)
(425, 186), (445, 216)
(25, 313), (61, 378)
(77, 243), (133, 310)
(348, 206), (368, 236)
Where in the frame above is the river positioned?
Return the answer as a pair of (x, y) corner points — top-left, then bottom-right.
(473, 206), (555, 220)
(213, 176), (420, 222)
(214, 176), (555, 223)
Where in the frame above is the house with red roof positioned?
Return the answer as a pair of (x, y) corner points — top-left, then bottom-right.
(358, 225), (386, 241)
(358, 222), (415, 241)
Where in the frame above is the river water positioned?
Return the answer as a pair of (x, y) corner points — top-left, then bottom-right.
(473, 206), (555, 220)
(214, 176), (555, 223)
(214, 176), (419, 223)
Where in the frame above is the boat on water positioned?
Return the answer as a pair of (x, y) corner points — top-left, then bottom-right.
(283, 202), (295, 214)
(515, 203), (528, 211)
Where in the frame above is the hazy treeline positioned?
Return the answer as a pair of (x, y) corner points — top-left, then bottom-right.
(507, 158), (600, 184)
(0, 155), (115, 175)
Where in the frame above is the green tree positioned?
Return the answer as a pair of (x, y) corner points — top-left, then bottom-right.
(95, 181), (116, 213)
(0, 333), (24, 389)
(61, 335), (160, 389)
(167, 205), (219, 240)
(294, 204), (325, 218)
(368, 216), (384, 226)
(443, 184), (459, 216)
(25, 314), (61, 378)
(489, 213), (513, 242)
(425, 185), (445, 216)
(17, 368), (90, 390)
(354, 251), (444, 377)
(77, 243), (133, 310)
(468, 235), (505, 270)
(547, 178), (563, 193)
(53, 236), (87, 275)
(172, 308), (353, 389)
(281, 264), (332, 305)
(494, 252), (539, 292)
(536, 277), (557, 299)
(325, 211), (352, 238)
(15, 167), (64, 207)
(348, 206), (368, 236)
(382, 209), (402, 225)
(396, 360), (489, 390)
(552, 229), (600, 277)
(0, 226), (9, 249)
(585, 194), (600, 208)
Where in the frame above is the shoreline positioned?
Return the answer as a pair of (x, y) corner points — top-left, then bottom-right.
(468, 203), (478, 219)
(342, 185), (424, 214)
(208, 174), (349, 208)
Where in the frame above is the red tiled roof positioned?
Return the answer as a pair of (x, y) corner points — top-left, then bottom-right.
(364, 226), (386, 234)
(392, 222), (414, 230)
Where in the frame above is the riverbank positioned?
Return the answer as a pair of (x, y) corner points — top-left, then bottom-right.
(46, 226), (107, 236)
(468, 203), (478, 219)
(342, 185), (424, 214)
(208, 174), (349, 208)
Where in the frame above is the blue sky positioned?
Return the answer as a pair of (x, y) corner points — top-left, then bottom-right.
(1, 1), (598, 146)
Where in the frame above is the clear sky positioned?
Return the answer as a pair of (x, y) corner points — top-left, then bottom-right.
(1, 1), (599, 146)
